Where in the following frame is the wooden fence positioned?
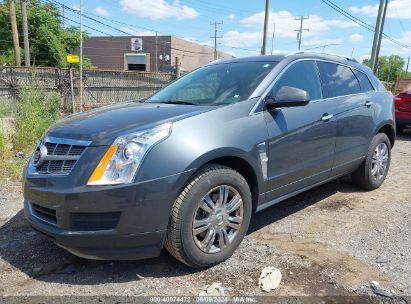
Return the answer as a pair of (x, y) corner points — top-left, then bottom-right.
(394, 77), (411, 95)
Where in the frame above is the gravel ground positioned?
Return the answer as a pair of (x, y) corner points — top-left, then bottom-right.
(0, 133), (410, 298)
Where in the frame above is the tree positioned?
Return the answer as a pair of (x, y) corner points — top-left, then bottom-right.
(0, 0), (92, 68)
(362, 55), (405, 84)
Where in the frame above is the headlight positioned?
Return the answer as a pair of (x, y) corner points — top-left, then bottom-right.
(87, 122), (172, 185)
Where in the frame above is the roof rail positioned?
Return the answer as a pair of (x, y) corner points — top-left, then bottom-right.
(286, 51), (358, 62)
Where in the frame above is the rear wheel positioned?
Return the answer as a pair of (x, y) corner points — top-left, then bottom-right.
(165, 165), (252, 268)
(351, 133), (391, 190)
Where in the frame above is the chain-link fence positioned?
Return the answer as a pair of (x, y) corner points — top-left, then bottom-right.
(0, 67), (175, 113)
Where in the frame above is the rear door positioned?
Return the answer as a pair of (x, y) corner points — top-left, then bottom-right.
(316, 61), (375, 176)
(263, 60), (337, 204)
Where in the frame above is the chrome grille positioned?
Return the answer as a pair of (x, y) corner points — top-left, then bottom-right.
(44, 142), (87, 156)
(32, 137), (90, 175)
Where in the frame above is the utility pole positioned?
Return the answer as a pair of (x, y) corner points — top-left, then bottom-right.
(386, 57), (392, 83)
(295, 16), (309, 51)
(210, 21), (223, 60)
(9, 0), (21, 66)
(79, 0), (83, 112)
(270, 23), (275, 55)
(175, 56), (181, 78)
(374, 0), (388, 74)
(370, 0), (388, 74)
(406, 57), (410, 76)
(61, 4), (65, 28)
(261, 0), (270, 55)
(21, 0), (30, 67)
(155, 32), (158, 73)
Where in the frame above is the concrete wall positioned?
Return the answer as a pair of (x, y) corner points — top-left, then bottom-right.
(171, 37), (233, 72)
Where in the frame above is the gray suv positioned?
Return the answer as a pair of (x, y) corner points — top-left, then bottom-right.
(23, 52), (395, 268)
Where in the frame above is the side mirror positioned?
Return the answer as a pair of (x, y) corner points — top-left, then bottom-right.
(265, 86), (310, 109)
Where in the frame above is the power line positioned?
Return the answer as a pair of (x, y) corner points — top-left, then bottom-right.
(48, 0), (132, 36)
(47, 0), (220, 54)
(320, 0), (411, 49)
(181, 0), (257, 17)
(26, 0), (243, 58)
(39, 0), (113, 35)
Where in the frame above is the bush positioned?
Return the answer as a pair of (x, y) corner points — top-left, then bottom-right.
(0, 129), (24, 183)
(0, 129), (6, 155)
(13, 82), (61, 152)
(0, 101), (16, 118)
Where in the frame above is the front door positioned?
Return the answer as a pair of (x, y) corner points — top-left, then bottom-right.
(263, 60), (337, 204)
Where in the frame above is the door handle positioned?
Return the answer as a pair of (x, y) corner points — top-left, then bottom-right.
(365, 101), (373, 107)
(321, 113), (334, 121)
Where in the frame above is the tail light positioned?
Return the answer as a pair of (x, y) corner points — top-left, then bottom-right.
(394, 96), (405, 105)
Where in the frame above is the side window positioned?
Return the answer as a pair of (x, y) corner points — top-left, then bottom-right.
(270, 61), (322, 101)
(317, 61), (361, 98)
(353, 70), (374, 92)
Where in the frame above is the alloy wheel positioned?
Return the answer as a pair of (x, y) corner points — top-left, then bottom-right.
(371, 142), (389, 180)
(192, 185), (244, 254)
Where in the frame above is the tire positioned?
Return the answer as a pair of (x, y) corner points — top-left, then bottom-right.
(396, 125), (405, 135)
(164, 165), (252, 268)
(351, 133), (391, 190)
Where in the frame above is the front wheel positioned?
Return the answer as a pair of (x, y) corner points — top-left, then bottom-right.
(351, 133), (391, 190)
(165, 165), (252, 268)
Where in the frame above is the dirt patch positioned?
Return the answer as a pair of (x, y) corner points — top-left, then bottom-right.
(252, 231), (385, 288)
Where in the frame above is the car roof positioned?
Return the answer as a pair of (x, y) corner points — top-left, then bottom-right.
(212, 52), (369, 73)
(210, 55), (285, 64)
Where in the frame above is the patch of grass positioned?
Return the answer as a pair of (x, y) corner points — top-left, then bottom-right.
(0, 130), (6, 153)
(0, 102), (15, 118)
(1, 80), (62, 183)
(0, 129), (26, 183)
(13, 82), (61, 153)
(0, 155), (26, 183)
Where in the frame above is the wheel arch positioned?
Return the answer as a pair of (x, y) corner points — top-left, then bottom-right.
(376, 123), (395, 147)
(178, 151), (263, 214)
(205, 156), (260, 213)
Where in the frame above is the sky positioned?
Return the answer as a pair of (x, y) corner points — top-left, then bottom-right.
(59, 0), (411, 63)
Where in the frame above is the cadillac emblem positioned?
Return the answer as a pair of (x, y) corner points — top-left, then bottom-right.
(33, 144), (48, 167)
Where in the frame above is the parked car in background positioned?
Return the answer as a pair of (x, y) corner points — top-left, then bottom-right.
(394, 87), (411, 134)
(23, 52), (395, 268)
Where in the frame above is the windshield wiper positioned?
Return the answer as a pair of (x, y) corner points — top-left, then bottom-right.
(162, 100), (197, 105)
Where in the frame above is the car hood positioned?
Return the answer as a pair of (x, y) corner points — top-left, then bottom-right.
(45, 102), (212, 145)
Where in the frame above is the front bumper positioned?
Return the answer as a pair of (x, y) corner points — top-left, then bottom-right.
(23, 170), (194, 260)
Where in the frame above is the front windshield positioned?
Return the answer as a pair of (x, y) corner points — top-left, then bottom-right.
(147, 61), (277, 106)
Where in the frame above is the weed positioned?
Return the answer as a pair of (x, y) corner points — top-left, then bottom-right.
(1, 79), (62, 183)
(13, 82), (60, 152)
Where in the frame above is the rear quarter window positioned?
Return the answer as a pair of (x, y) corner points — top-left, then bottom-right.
(317, 61), (361, 98)
(353, 70), (375, 92)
